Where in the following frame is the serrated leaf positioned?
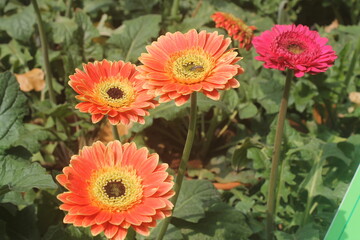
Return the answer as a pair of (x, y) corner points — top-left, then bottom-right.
(171, 1), (215, 32)
(238, 102), (258, 119)
(0, 152), (57, 196)
(179, 203), (252, 240)
(0, 72), (27, 151)
(2, 205), (39, 239)
(290, 79), (317, 112)
(0, 40), (33, 71)
(51, 16), (78, 45)
(107, 14), (161, 62)
(0, 6), (35, 40)
(173, 180), (221, 223)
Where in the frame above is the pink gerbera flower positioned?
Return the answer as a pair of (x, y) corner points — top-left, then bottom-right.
(137, 29), (243, 106)
(252, 24), (337, 77)
(57, 141), (174, 240)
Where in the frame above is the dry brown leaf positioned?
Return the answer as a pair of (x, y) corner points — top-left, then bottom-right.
(349, 92), (360, 105)
(15, 68), (45, 92)
(213, 182), (242, 190)
(324, 19), (339, 33)
(97, 121), (133, 144)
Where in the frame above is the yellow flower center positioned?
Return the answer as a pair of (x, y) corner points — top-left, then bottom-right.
(88, 167), (143, 211)
(287, 44), (304, 54)
(167, 48), (214, 84)
(93, 76), (136, 108)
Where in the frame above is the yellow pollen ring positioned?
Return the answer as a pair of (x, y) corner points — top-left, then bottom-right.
(166, 48), (215, 85)
(287, 44), (304, 54)
(93, 76), (136, 108)
(88, 166), (143, 211)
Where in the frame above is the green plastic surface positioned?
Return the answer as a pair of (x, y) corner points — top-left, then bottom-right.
(325, 164), (360, 240)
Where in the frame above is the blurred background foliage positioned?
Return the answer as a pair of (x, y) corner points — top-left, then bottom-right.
(0, 0), (359, 239)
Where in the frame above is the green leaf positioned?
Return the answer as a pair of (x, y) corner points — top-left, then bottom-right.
(179, 203), (253, 240)
(0, 6), (35, 40)
(171, 1), (215, 32)
(0, 40), (33, 70)
(231, 138), (262, 171)
(238, 102), (258, 119)
(43, 224), (106, 240)
(1, 205), (39, 239)
(275, 224), (320, 240)
(107, 14), (161, 62)
(13, 124), (57, 154)
(290, 79), (317, 112)
(138, 221), (182, 240)
(150, 93), (228, 121)
(0, 152), (57, 197)
(51, 16), (78, 45)
(0, 72), (27, 151)
(173, 180), (221, 223)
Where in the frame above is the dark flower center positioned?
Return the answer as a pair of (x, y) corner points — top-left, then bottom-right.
(104, 180), (125, 198)
(287, 44), (304, 54)
(107, 87), (124, 99)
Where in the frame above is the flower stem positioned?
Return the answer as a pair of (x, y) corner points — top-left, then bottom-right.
(31, 0), (56, 103)
(156, 92), (198, 240)
(266, 69), (293, 240)
(112, 125), (121, 142)
(125, 227), (136, 240)
(170, 0), (180, 21)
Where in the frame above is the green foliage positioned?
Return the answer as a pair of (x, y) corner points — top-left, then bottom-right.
(107, 14), (161, 62)
(0, 72), (27, 151)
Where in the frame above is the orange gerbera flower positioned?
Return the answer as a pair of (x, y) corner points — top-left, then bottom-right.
(69, 60), (157, 125)
(137, 29), (243, 106)
(57, 141), (174, 240)
(211, 12), (256, 51)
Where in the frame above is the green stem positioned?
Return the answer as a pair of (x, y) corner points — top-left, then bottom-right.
(31, 0), (56, 103)
(125, 227), (136, 240)
(65, 0), (72, 18)
(112, 125), (121, 142)
(156, 92), (198, 240)
(266, 69), (293, 240)
(170, 0), (180, 21)
(277, 0), (289, 24)
(200, 107), (219, 158)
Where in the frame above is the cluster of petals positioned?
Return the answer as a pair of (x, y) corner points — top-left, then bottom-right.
(57, 141), (174, 240)
(69, 60), (157, 125)
(137, 29), (243, 106)
(252, 24), (337, 77)
(211, 12), (256, 51)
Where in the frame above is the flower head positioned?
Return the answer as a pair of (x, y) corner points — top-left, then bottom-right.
(211, 12), (256, 51)
(137, 29), (243, 106)
(57, 141), (174, 240)
(69, 60), (157, 125)
(252, 24), (337, 77)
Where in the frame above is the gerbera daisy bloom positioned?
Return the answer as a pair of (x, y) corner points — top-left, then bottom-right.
(211, 12), (256, 51)
(57, 141), (174, 240)
(252, 24), (337, 77)
(69, 60), (157, 125)
(137, 29), (243, 106)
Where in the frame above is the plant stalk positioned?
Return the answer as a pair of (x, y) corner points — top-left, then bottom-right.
(31, 0), (56, 103)
(156, 92), (198, 240)
(112, 125), (121, 142)
(266, 69), (293, 240)
(170, 0), (180, 21)
(125, 227), (136, 240)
